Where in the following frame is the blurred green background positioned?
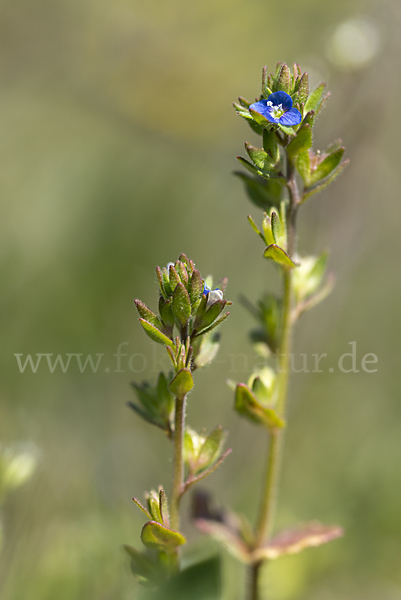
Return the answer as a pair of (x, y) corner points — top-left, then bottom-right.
(1, 0), (400, 598)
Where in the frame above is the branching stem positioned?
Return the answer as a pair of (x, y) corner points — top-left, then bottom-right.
(248, 157), (300, 600)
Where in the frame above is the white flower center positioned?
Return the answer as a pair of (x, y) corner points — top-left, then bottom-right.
(267, 101), (285, 119)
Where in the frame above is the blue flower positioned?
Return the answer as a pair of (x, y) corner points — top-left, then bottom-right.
(250, 91), (302, 127)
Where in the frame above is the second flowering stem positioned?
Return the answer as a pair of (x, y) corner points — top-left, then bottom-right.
(170, 393), (187, 535)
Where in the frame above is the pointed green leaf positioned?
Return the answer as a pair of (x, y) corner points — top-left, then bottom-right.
(302, 159), (349, 202)
(236, 156), (271, 179)
(238, 96), (251, 108)
(168, 368), (194, 397)
(270, 212), (286, 249)
(235, 384), (285, 430)
(159, 488), (169, 528)
(156, 266), (168, 298)
(193, 331), (221, 369)
(262, 129), (280, 163)
(245, 143), (275, 170)
(161, 268), (173, 297)
(141, 521), (186, 550)
(132, 497), (152, 519)
(263, 244), (296, 269)
(175, 261), (188, 286)
(249, 107), (275, 128)
(196, 426), (226, 473)
(235, 172), (283, 211)
(189, 269), (203, 312)
(134, 300), (163, 331)
(127, 401), (165, 430)
(168, 264), (181, 290)
(297, 72), (309, 105)
(160, 297), (174, 329)
(172, 282), (191, 325)
(262, 214), (275, 246)
(147, 490), (163, 524)
(247, 214), (265, 242)
(277, 63), (291, 93)
(287, 124), (312, 158)
(198, 300), (225, 332)
(193, 311), (230, 338)
(309, 148), (345, 185)
(304, 82), (325, 113)
(233, 102), (253, 120)
(139, 319), (174, 347)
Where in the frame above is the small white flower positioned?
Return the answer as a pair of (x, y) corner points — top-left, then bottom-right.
(206, 289), (224, 309)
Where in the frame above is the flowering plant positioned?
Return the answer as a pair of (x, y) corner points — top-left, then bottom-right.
(125, 62), (348, 600)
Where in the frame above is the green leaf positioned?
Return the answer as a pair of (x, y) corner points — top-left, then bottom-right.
(159, 488), (169, 528)
(198, 300), (225, 332)
(147, 490), (163, 524)
(302, 159), (349, 202)
(236, 156), (271, 180)
(161, 268), (173, 297)
(235, 384), (285, 430)
(132, 497), (151, 519)
(168, 368), (194, 397)
(248, 107), (272, 128)
(262, 214), (275, 246)
(270, 212), (286, 249)
(287, 124), (312, 158)
(232, 102), (253, 120)
(168, 264), (181, 290)
(309, 148), (345, 185)
(304, 82), (325, 113)
(245, 143), (275, 170)
(175, 261), (188, 286)
(159, 297), (174, 330)
(297, 72), (309, 105)
(308, 251), (329, 294)
(193, 331), (221, 369)
(124, 545), (159, 581)
(277, 63), (291, 93)
(141, 521), (186, 550)
(238, 96), (251, 108)
(172, 282), (191, 326)
(278, 123), (296, 136)
(262, 129), (280, 163)
(247, 214), (264, 242)
(144, 556), (221, 600)
(235, 172), (283, 211)
(263, 244), (296, 269)
(193, 311), (230, 338)
(296, 151), (311, 184)
(139, 319), (174, 347)
(196, 426), (226, 473)
(134, 300), (164, 331)
(188, 269), (203, 313)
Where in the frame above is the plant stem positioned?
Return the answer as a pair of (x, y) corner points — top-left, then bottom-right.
(170, 394), (186, 534)
(248, 160), (299, 599)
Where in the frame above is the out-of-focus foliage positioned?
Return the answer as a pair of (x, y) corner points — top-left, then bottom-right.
(1, 0), (401, 598)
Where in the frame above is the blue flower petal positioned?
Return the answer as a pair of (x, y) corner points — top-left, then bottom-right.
(267, 91), (293, 111)
(279, 107), (302, 126)
(249, 100), (280, 123)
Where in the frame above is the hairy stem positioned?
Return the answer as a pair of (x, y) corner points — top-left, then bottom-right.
(170, 394), (186, 535)
(248, 159), (299, 599)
